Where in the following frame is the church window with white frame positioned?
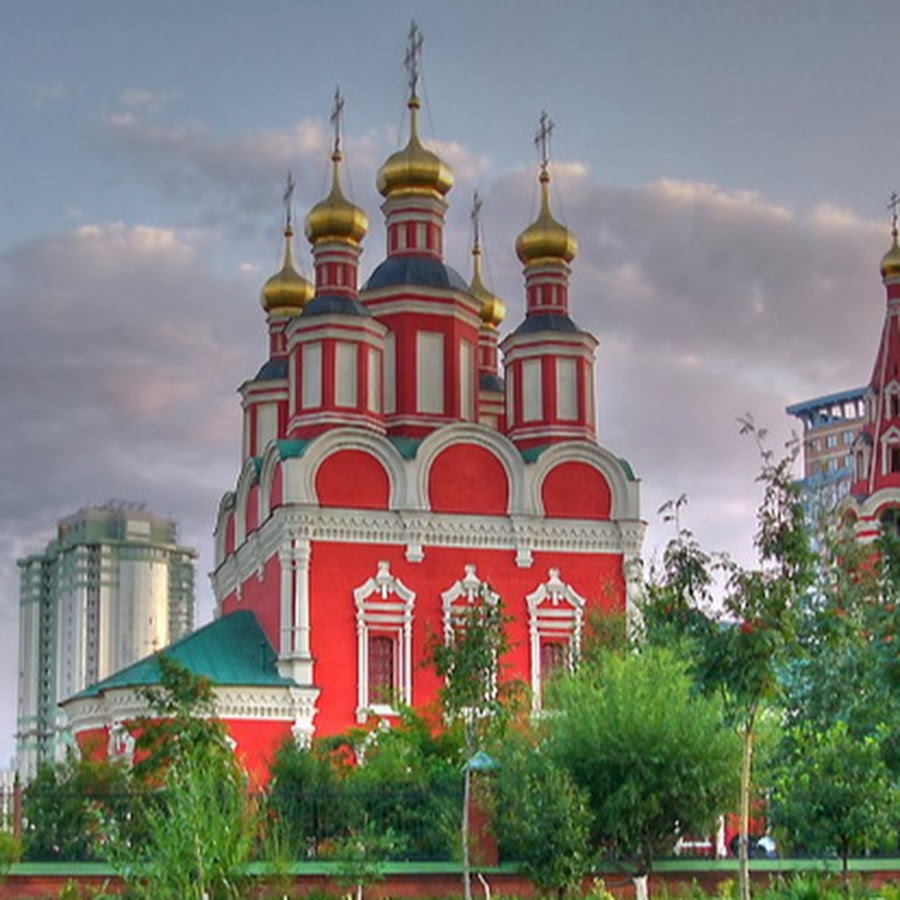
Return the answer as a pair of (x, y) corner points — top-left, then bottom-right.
(353, 561), (415, 721)
(440, 564), (501, 702)
(527, 569), (585, 711)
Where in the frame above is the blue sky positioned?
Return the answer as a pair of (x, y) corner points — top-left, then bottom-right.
(1, 1), (898, 763)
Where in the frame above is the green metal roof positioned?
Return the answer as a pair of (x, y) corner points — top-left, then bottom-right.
(71, 611), (294, 699)
(277, 438), (312, 459)
(617, 455), (637, 480)
(387, 436), (421, 459)
(519, 444), (637, 481)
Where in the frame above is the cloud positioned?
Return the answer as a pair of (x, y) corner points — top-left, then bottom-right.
(0, 222), (263, 634)
(31, 82), (65, 108)
(2, 116), (891, 762)
(96, 113), (363, 235)
(476, 169), (885, 565)
(119, 89), (180, 113)
(425, 138), (491, 182)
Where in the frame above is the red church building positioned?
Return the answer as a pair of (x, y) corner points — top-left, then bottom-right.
(63, 32), (644, 779)
(843, 203), (900, 538)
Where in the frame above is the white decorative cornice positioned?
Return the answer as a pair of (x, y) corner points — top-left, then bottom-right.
(213, 503), (646, 599)
(500, 330), (598, 358)
(63, 684), (320, 739)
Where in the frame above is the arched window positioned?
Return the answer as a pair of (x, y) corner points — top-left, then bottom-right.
(527, 569), (585, 711)
(880, 506), (900, 538)
(353, 562), (415, 722)
(367, 634), (396, 705)
(441, 565), (501, 702)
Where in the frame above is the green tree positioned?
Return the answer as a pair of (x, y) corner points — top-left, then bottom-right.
(546, 646), (739, 900)
(100, 655), (257, 899)
(772, 721), (897, 884)
(645, 420), (815, 900)
(267, 741), (347, 858)
(429, 585), (520, 900)
(330, 819), (402, 900)
(495, 737), (594, 899)
(782, 527), (900, 780)
(21, 754), (130, 861)
(129, 654), (229, 783)
(343, 711), (462, 860)
(105, 740), (257, 900)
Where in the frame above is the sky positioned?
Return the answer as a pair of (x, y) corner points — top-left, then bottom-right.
(1, 0), (897, 765)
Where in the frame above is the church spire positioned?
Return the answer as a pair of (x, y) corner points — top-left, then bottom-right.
(470, 192), (507, 429)
(376, 22), (453, 204)
(305, 88), (368, 252)
(260, 172), (314, 318)
(516, 112), (578, 268)
(501, 113), (597, 450)
(850, 191), (900, 502)
(469, 191), (505, 331)
(881, 190), (900, 282)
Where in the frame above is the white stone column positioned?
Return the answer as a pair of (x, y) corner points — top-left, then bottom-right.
(277, 536), (313, 683)
(624, 552), (645, 644)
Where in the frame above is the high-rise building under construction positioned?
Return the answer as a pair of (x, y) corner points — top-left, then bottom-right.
(16, 503), (196, 778)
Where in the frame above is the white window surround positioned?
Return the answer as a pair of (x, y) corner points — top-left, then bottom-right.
(107, 719), (135, 764)
(885, 381), (900, 420)
(556, 358), (577, 421)
(257, 403), (278, 452)
(527, 569), (585, 711)
(880, 425), (900, 476)
(460, 341), (474, 421)
(441, 564), (498, 642)
(440, 565), (500, 703)
(522, 358), (542, 422)
(417, 332), (444, 414)
(384, 333), (396, 415)
(335, 341), (357, 408)
(302, 343), (323, 409)
(353, 561), (415, 722)
(367, 349), (380, 413)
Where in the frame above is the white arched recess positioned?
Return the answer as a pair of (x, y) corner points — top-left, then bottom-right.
(213, 492), (236, 568)
(232, 457), (262, 549)
(527, 441), (640, 521)
(415, 423), (528, 514)
(257, 444), (282, 525)
(847, 487), (900, 543)
(276, 428), (410, 510)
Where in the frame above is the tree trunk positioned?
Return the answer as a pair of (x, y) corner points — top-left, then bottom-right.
(463, 762), (472, 900)
(633, 874), (649, 900)
(738, 717), (755, 900)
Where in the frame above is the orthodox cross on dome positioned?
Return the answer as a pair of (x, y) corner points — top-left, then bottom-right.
(404, 20), (424, 96)
(888, 190), (900, 239)
(535, 110), (554, 175)
(330, 86), (345, 155)
(471, 190), (483, 249)
(282, 170), (295, 231)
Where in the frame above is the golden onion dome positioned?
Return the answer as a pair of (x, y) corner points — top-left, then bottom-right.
(470, 246), (506, 329)
(515, 169), (578, 265)
(305, 151), (368, 246)
(376, 95), (454, 198)
(881, 227), (900, 280)
(260, 225), (315, 316)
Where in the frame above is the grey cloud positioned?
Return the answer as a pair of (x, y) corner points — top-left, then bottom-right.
(0, 135), (890, 761)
